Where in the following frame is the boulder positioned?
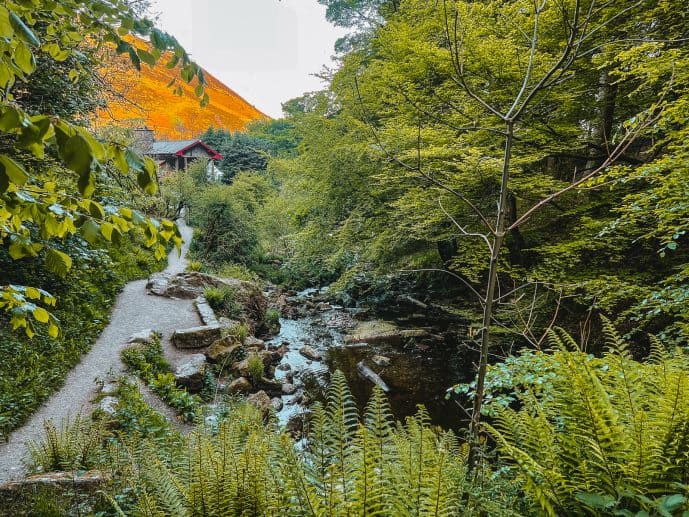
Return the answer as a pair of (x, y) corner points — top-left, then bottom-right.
(227, 376), (252, 394)
(271, 397), (284, 412)
(174, 354), (207, 393)
(232, 358), (251, 378)
(345, 321), (400, 345)
(127, 329), (157, 344)
(245, 336), (266, 350)
(282, 383), (297, 395)
(0, 471), (110, 493)
(285, 411), (311, 439)
(276, 363), (291, 371)
(195, 296), (219, 326)
(148, 272), (267, 329)
(371, 355), (392, 367)
(345, 321), (429, 346)
(247, 391), (272, 418)
(206, 338), (243, 364)
(172, 325), (222, 349)
(259, 350), (275, 367)
(257, 377), (284, 396)
(299, 345), (322, 361)
(98, 396), (119, 415)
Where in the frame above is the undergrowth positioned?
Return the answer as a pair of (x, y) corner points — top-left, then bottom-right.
(121, 338), (202, 423)
(0, 236), (164, 439)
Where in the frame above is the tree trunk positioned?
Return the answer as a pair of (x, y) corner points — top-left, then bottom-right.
(585, 69), (617, 173)
(469, 121), (514, 464)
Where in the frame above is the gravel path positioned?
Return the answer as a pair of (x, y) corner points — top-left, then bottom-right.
(0, 219), (200, 483)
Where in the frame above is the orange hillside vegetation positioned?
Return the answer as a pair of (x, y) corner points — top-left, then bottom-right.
(94, 40), (268, 139)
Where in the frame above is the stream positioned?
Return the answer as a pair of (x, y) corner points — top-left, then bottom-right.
(266, 289), (474, 431)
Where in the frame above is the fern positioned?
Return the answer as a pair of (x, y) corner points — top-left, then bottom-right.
(113, 373), (506, 516)
(486, 323), (689, 514)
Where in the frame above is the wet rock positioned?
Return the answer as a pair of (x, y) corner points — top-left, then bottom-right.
(195, 296), (218, 326)
(371, 355), (392, 367)
(127, 329), (157, 344)
(345, 321), (428, 346)
(271, 397), (284, 412)
(247, 391), (272, 418)
(344, 342), (369, 349)
(299, 345), (322, 361)
(282, 383), (296, 395)
(257, 377), (283, 396)
(269, 345), (289, 362)
(400, 329), (430, 339)
(0, 471), (111, 493)
(345, 321), (400, 345)
(287, 391), (304, 405)
(245, 336), (266, 350)
(174, 354), (207, 393)
(259, 350), (275, 368)
(228, 376), (251, 394)
(206, 338), (243, 364)
(285, 411), (311, 439)
(172, 325), (222, 349)
(232, 358), (251, 378)
(98, 396), (119, 415)
(357, 361), (390, 393)
(276, 363), (291, 372)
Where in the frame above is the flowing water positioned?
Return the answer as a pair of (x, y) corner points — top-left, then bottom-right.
(267, 290), (474, 431)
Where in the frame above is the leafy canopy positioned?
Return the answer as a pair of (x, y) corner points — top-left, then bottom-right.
(0, 0), (207, 336)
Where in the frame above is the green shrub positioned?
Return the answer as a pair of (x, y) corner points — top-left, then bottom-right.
(203, 285), (242, 318)
(121, 341), (200, 423)
(108, 379), (179, 445)
(265, 308), (280, 326)
(486, 321), (689, 515)
(216, 262), (260, 282)
(150, 373), (200, 423)
(0, 236), (164, 439)
(186, 260), (203, 272)
(188, 185), (258, 266)
(225, 322), (249, 343)
(27, 414), (106, 473)
(246, 353), (265, 381)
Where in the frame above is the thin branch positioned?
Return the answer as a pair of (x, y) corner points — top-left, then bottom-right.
(438, 198), (494, 254)
(354, 76), (496, 234)
(401, 268), (485, 304)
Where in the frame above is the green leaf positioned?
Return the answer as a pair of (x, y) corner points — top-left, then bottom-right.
(0, 155), (29, 186)
(101, 221), (114, 241)
(80, 219), (101, 244)
(14, 42), (35, 74)
(48, 323), (59, 338)
(137, 49), (156, 66)
(45, 248), (72, 277)
(33, 306), (49, 323)
(0, 7), (14, 38)
(576, 493), (617, 510)
(61, 134), (93, 176)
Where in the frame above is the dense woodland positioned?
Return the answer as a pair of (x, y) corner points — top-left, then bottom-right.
(1, 0), (689, 515)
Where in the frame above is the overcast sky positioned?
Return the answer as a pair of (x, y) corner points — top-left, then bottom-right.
(148, 0), (347, 118)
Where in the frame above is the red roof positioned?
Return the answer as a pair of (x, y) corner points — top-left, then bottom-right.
(175, 140), (222, 160)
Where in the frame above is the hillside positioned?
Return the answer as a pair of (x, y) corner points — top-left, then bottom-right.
(95, 43), (268, 139)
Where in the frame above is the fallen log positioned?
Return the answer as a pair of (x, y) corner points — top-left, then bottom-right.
(356, 361), (390, 393)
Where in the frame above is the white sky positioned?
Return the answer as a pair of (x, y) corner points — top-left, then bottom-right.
(148, 0), (348, 118)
